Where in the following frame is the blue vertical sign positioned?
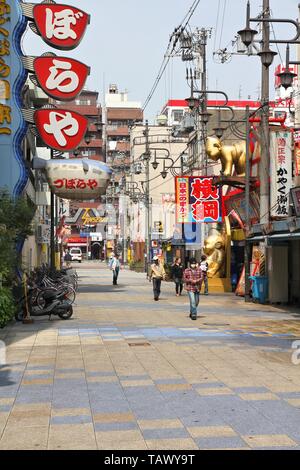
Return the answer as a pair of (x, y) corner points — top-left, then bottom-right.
(0, 0), (28, 197)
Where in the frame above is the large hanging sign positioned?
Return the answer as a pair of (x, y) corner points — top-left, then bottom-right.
(175, 176), (223, 223)
(34, 108), (88, 151)
(0, 0), (28, 197)
(21, 2), (90, 50)
(270, 131), (292, 218)
(39, 158), (112, 200)
(23, 55), (90, 101)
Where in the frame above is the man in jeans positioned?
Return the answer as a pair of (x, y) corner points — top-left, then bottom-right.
(184, 258), (203, 320)
(150, 256), (166, 301)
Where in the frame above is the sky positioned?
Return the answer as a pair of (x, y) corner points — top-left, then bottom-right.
(22, 0), (299, 122)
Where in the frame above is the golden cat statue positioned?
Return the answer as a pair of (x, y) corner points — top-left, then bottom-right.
(205, 137), (246, 176)
(203, 228), (226, 278)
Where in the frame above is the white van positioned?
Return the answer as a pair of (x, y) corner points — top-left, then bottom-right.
(70, 247), (82, 263)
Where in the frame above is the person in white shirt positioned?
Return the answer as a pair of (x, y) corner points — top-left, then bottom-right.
(200, 254), (209, 295)
(110, 254), (120, 285)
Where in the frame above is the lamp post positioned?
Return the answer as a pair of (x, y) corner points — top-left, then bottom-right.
(238, 0), (300, 230)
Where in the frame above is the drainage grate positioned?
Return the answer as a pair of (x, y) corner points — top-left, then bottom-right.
(202, 323), (230, 327)
(128, 342), (151, 347)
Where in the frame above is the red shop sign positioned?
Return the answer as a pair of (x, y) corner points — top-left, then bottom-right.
(33, 3), (90, 50)
(33, 56), (90, 101)
(34, 109), (88, 152)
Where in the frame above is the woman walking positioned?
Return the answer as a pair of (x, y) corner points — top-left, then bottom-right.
(171, 258), (184, 297)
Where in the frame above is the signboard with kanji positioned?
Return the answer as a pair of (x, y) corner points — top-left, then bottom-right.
(0, 0), (28, 197)
(34, 108), (88, 151)
(22, 2), (90, 50)
(45, 158), (112, 200)
(175, 176), (223, 224)
(270, 131), (292, 218)
(33, 56), (90, 101)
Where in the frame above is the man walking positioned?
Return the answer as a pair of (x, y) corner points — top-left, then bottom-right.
(150, 256), (166, 301)
(184, 258), (203, 320)
(110, 253), (120, 285)
(64, 249), (72, 268)
(200, 254), (209, 295)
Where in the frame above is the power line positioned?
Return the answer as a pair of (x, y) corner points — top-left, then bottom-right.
(142, 0), (201, 112)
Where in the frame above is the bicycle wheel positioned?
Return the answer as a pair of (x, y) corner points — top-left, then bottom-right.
(36, 287), (57, 310)
(62, 285), (76, 305)
(58, 305), (73, 320)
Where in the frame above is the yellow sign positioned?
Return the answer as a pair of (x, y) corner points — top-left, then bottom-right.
(81, 208), (108, 225)
(0, 1), (11, 135)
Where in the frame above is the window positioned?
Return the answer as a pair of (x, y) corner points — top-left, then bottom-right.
(172, 110), (184, 123)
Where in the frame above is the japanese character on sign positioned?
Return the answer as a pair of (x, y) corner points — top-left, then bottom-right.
(87, 179), (98, 190)
(0, 103), (11, 124)
(43, 111), (79, 147)
(46, 59), (79, 93)
(53, 178), (98, 191)
(191, 177), (218, 200)
(33, 57), (90, 101)
(32, 4), (90, 50)
(35, 109), (88, 151)
(0, 39), (9, 56)
(46, 8), (82, 41)
(0, 57), (10, 77)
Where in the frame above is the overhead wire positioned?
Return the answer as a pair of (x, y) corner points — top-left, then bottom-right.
(142, 0), (201, 112)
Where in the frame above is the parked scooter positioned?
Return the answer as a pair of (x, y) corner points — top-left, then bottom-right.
(15, 283), (73, 321)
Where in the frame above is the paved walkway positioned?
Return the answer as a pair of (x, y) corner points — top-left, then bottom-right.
(1, 262), (300, 450)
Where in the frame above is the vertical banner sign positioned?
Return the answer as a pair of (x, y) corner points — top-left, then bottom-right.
(293, 130), (300, 177)
(0, 0), (28, 196)
(270, 131), (292, 218)
(175, 176), (223, 223)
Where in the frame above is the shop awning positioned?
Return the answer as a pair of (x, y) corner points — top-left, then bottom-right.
(247, 232), (300, 244)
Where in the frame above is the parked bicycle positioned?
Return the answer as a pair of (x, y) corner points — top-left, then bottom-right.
(14, 265), (79, 321)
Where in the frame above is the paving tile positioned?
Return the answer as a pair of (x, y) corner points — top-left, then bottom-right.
(187, 425), (237, 438)
(242, 434), (298, 448)
(121, 380), (154, 387)
(48, 423), (97, 450)
(51, 415), (92, 425)
(51, 408), (91, 417)
(95, 429), (144, 443)
(138, 419), (183, 430)
(195, 436), (249, 449)
(285, 399), (300, 407)
(95, 421), (138, 432)
(197, 387), (234, 396)
(97, 440), (148, 450)
(145, 438), (198, 450)
(238, 393), (280, 401)
(142, 428), (190, 440)
(0, 425), (48, 450)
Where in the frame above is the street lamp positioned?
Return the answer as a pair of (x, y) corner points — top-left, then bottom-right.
(84, 133), (91, 145)
(237, 1), (258, 47)
(257, 47), (277, 68)
(276, 45), (297, 89)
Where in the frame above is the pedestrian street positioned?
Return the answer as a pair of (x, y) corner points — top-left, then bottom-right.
(1, 263), (300, 450)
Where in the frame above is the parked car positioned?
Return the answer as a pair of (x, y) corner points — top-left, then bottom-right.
(70, 248), (82, 263)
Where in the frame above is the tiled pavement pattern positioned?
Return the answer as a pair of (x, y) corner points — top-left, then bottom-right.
(1, 262), (300, 450)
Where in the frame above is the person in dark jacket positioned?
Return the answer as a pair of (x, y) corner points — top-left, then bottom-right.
(171, 258), (184, 297)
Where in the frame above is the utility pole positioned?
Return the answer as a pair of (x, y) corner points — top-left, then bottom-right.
(50, 149), (56, 272)
(260, 0), (270, 227)
(144, 120), (151, 274)
(296, 4), (300, 187)
(244, 106), (251, 302)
